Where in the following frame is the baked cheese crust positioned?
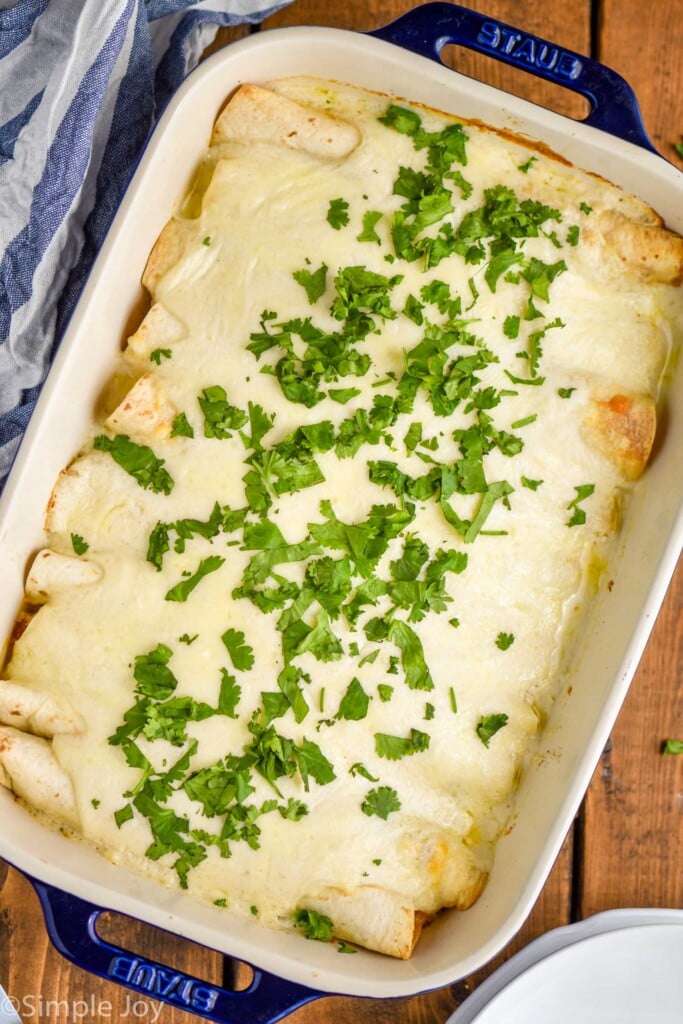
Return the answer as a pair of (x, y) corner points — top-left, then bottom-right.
(1, 77), (681, 959)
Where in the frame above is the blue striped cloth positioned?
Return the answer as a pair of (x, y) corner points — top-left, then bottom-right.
(0, 0), (294, 489)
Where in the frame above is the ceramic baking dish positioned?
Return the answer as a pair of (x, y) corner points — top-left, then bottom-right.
(1, 3), (682, 1020)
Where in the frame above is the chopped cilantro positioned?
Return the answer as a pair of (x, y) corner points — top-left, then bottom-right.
(165, 555), (225, 603)
(90, 798), (101, 809)
(495, 632), (515, 650)
(361, 786), (401, 820)
(518, 155), (537, 173)
(171, 412), (194, 438)
(150, 347), (172, 364)
(375, 728), (431, 760)
(221, 628), (255, 671)
(293, 263), (328, 304)
(293, 908), (334, 942)
(449, 687), (458, 713)
(203, 236), (212, 246)
(377, 684), (394, 702)
(566, 225), (580, 246)
(566, 483), (595, 527)
(337, 941), (357, 954)
(94, 434), (173, 494)
(214, 898), (228, 907)
(357, 210), (383, 244)
(70, 533), (88, 555)
(178, 633), (198, 645)
(198, 386), (248, 439)
(521, 477), (543, 491)
(579, 201), (592, 214)
(327, 198), (350, 230)
(503, 315), (520, 339)
(328, 387), (361, 404)
(336, 678), (370, 720)
(476, 713), (509, 747)
(661, 738), (683, 755)
(349, 762), (379, 782)
(558, 387), (576, 399)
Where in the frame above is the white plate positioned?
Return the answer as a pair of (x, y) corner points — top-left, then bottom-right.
(449, 909), (683, 1023)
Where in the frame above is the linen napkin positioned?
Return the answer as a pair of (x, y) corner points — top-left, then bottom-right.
(0, 0), (294, 489)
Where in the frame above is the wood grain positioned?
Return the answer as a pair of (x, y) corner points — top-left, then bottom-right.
(600, 0), (683, 162)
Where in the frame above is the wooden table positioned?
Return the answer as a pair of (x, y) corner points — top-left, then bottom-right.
(1, 2), (681, 1021)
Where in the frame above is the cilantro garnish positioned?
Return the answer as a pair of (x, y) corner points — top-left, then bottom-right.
(375, 728), (430, 760)
(293, 263), (328, 304)
(361, 786), (401, 820)
(293, 908), (334, 942)
(221, 628), (255, 671)
(661, 739), (683, 755)
(495, 632), (515, 650)
(566, 483), (595, 527)
(476, 713), (509, 747)
(336, 677), (370, 721)
(503, 315), (520, 339)
(94, 434), (174, 494)
(165, 555), (225, 603)
(327, 198), (350, 230)
(518, 155), (537, 173)
(198, 386), (248, 439)
(377, 684), (394, 702)
(170, 412), (194, 438)
(70, 533), (88, 555)
(558, 387), (576, 399)
(357, 210), (383, 244)
(150, 347), (172, 364)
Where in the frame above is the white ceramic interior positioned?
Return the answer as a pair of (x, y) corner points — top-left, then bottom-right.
(0, 25), (681, 999)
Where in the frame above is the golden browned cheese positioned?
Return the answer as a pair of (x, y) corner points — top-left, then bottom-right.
(0, 77), (681, 959)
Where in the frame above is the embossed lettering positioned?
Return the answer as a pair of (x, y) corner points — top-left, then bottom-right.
(499, 27), (522, 54)
(536, 43), (559, 71)
(477, 22), (500, 49)
(133, 963), (157, 987)
(192, 986), (220, 1012)
(155, 968), (182, 998)
(515, 37), (536, 64)
(109, 955), (138, 983)
(555, 52), (582, 79)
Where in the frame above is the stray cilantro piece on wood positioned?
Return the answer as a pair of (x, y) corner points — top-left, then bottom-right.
(661, 738), (683, 755)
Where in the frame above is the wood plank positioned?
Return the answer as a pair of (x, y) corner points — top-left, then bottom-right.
(600, 0), (683, 162)
(0, 863), (224, 1024)
(579, 558), (683, 915)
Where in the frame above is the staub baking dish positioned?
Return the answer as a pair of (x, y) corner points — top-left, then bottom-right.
(1, 3), (682, 1020)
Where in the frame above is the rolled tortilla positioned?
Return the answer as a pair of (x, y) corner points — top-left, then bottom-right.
(105, 373), (177, 440)
(211, 83), (361, 161)
(0, 726), (78, 827)
(583, 392), (657, 481)
(25, 549), (103, 603)
(596, 209), (683, 285)
(0, 680), (85, 737)
(299, 885), (424, 960)
(125, 302), (187, 358)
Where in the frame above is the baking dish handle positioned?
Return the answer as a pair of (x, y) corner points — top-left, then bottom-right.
(369, 1), (657, 152)
(30, 877), (321, 1024)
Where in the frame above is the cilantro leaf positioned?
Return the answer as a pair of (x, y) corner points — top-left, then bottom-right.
(93, 434), (174, 494)
(132, 644), (178, 700)
(171, 412), (194, 438)
(70, 533), (88, 555)
(198, 386), (248, 439)
(327, 198), (350, 230)
(389, 621), (434, 691)
(336, 677), (370, 721)
(165, 555), (225, 603)
(293, 908), (334, 942)
(495, 632), (515, 650)
(357, 210), (383, 244)
(361, 786), (401, 820)
(297, 737), (336, 789)
(661, 739), (683, 755)
(293, 263), (328, 304)
(221, 628), (255, 671)
(476, 713), (509, 747)
(566, 483), (595, 527)
(375, 728), (431, 760)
